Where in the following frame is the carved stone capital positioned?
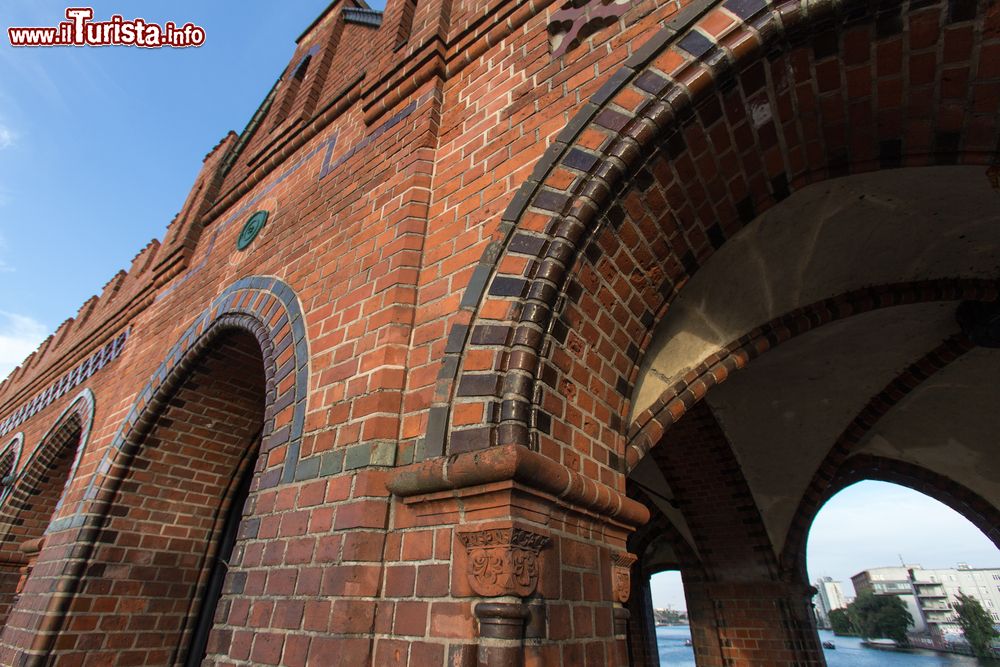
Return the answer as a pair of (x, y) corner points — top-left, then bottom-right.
(457, 527), (550, 597)
(611, 551), (638, 604)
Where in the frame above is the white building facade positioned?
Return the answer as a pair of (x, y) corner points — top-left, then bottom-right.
(852, 564), (1000, 636)
(814, 577), (850, 628)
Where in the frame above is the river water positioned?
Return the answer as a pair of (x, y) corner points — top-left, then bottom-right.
(656, 626), (1000, 666)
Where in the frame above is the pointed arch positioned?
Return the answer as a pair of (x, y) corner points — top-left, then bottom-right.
(0, 276), (311, 666)
(0, 389), (94, 545)
(426, 0), (1000, 483)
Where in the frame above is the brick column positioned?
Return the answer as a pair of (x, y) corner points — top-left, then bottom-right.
(685, 579), (823, 667)
(625, 571), (659, 667)
(387, 444), (648, 667)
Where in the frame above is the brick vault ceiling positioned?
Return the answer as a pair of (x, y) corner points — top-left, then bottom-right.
(630, 164), (1000, 552)
(632, 165), (1000, 421)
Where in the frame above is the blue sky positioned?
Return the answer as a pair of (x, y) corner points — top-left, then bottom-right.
(2, 3), (996, 614)
(0, 1), (384, 376)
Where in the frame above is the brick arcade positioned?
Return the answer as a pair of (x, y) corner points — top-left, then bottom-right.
(0, 0), (998, 665)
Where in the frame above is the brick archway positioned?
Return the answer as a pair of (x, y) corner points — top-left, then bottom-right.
(429, 0), (1000, 484)
(0, 276), (310, 666)
(782, 453), (1000, 584)
(778, 332), (987, 578)
(625, 504), (706, 667)
(0, 391), (94, 629)
(3, 390), (95, 524)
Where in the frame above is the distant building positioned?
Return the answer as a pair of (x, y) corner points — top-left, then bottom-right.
(852, 564), (1000, 636)
(813, 577), (850, 628)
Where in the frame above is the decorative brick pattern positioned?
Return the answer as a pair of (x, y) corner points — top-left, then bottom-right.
(456, 526), (550, 597)
(0, 333), (125, 439)
(442, 0), (1000, 506)
(549, 0), (632, 58)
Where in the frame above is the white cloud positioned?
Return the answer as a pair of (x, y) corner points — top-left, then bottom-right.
(0, 123), (14, 150)
(0, 311), (47, 381)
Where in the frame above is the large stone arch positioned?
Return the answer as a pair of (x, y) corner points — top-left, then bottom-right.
(408, 1), (1000, 664)
(0, 391), (94, 629)
(431, 0), (1000, 481)
(0, 276), (310, 666)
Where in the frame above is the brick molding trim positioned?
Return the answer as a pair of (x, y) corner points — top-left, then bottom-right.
(456, 525), (551, 597)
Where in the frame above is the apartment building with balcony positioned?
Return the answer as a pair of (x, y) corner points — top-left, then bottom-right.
(852, 564), (1000, 636)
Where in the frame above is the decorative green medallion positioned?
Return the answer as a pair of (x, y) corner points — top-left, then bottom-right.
(237, 210), (268, 251)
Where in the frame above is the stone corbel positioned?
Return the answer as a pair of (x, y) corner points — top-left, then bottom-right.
(611, 551), (638, 604)
(457, 526), (551, 597)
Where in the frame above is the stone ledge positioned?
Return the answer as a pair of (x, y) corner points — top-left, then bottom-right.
(386, 443), (649, 527)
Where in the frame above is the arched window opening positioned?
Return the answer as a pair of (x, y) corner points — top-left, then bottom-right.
(806, 480), (1000, 656)
(58, 328), (268, 663)
(0, 413), (84, 627)
(650, 570), (692, 665)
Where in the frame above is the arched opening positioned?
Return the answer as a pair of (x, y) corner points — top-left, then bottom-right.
(0, 398), (90, 628)
(615, 161), (1000, 666)
(627, 399), (821, 666)
(52, 327), (268, 664)
(649, 571), (693, 665)
(806, 480), (1000, 652)
(0, 434), (22, 626)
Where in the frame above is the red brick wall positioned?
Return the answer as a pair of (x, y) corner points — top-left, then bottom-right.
(0, 0), (994, 664)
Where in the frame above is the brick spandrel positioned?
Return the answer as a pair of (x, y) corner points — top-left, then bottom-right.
(0, 0), (998, 664)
